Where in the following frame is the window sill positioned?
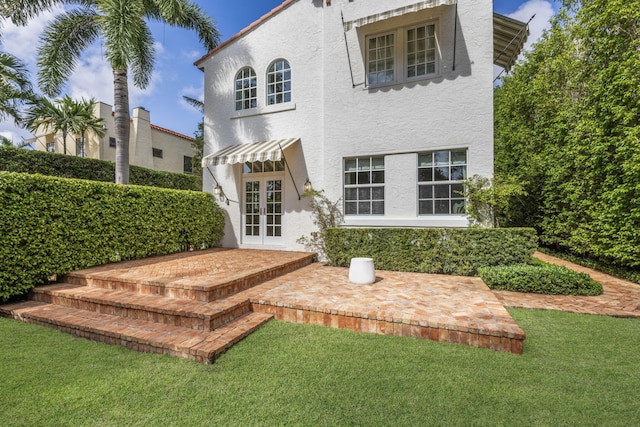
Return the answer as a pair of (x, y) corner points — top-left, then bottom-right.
(343, 216), (469, 228)
(231, 103), (296, 120)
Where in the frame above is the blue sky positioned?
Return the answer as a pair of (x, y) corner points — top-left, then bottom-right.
(0, 0), (561, 144)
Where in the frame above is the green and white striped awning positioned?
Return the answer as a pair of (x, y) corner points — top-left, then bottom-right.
(343, 0), (457, 32)
(202, 138), (300, 167)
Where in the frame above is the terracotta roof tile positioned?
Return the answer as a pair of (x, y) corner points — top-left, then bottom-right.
(150, 124), (194, 141)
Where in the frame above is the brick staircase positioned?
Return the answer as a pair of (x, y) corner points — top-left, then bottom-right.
(0, 249), (315, 363)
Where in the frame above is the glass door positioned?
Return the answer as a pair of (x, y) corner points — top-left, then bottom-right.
(243, 177), (284, 245)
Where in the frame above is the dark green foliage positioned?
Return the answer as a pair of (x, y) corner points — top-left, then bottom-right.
(479, 264), (603, 296)
(0, 172), (224, 301)
(324, 227), (538, 276)
(495, 1), (640, 268)
(540, 246), (640, 285)
(0, 147), (200, 191)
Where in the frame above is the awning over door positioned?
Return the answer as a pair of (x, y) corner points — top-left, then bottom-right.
(342, 0), (457, 32)
(202, 138), (300, 167)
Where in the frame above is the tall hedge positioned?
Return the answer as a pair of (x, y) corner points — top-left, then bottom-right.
(0, 172), (224, 301)
(0, 147), (200, 191)
(494, 1), (640, 268)
(325, 227), (538, 276)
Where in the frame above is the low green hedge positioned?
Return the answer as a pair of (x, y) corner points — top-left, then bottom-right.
(0, 172), (224, 301)
(479, 264), (603, 296)
(324, 227), (538, 276)
(0, 147), (200, 191)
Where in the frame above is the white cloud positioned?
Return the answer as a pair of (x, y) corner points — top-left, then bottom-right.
(182, 49), (202, 61)
(1, 6), (64, 65)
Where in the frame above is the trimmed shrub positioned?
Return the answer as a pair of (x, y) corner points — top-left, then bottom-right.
(0, 172), (224, 301)
(479, 264), (603, 296)
(324, 227), (538, 276)
(0, 147), (200, 191)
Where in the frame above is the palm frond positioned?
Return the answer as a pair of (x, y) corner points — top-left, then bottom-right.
(0, 51), (34, 124)
(37, 8), (100, 97)
(147, 0), (220, 50)
(182, 95), (203, 113)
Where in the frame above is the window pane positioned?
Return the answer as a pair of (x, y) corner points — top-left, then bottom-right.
(358, 202), (371, 214)
(357, 171), (371, 185)
(372, 187), (384, 200)
(345, 188), (357, 201)
(435, 200), (450, 214)
(372, 201), (384, 215)
(372, 157), (384, 169)
(451, 150), (466, 165)
(434, 185), (450, 199)
(358, 187), (371, 200)
(419, 200), (433, 215)
(345, 202), (357, 215)
(418, 154), (433, 167)
(434, 167), (449, 181)
(358, 157), (370, 170)
(451, 166), (466, 181)
(345, 172), (356, 185)
(434, 151), (449, 165)
(419, 185), (432, 199)
(345, 159), (357, 171)
(452, 199), (466, 214)
(371, 171), (384, 184)
(451, 184), (464, 197)
(418, 168), (432, 182)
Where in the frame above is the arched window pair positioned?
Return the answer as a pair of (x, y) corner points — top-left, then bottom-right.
(235, 59), (291, 111)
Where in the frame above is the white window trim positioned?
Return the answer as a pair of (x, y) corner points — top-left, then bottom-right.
(266, 59), (292, 106)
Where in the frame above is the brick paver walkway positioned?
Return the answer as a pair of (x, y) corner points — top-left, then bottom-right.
(493, 252), (640, 317)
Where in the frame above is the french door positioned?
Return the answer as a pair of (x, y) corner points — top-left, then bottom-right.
(243, 176), (284, 245)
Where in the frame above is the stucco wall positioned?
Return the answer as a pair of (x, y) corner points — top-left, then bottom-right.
(200, 0), (494, 250)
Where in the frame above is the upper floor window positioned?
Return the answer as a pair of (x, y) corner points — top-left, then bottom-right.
(407, 23), (436, 79)
(366, 22), (438, 87)
(46, 142), (55, 153)
(418, 150), (466, 215)
(109, 137), (116, 148)
(235, 67), (257, 111)
(267, 59), (291, 105)
(367, 34), (395, 85)
(152, 148), (163, 158)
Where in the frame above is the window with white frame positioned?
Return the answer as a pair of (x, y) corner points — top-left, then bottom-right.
(76, 138), (86, 157)
(267, 59), (291, 105)
(366, 22), (438, 86)
(418, 150), (466, 215)
(344, 156), (385, 215)
(46, 142), (55, 153)
(367, 33), (395, 85)
(235, 67), (257, 111)
(406, 23), (437, 79)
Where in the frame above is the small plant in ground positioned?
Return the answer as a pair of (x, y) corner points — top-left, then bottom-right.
(297, 190), (343, 261)
(479, 263), (603, 296)
(461, 174), (527, 228)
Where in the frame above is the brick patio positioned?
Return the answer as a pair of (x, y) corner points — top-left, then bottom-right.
(2, 249), (638, 362)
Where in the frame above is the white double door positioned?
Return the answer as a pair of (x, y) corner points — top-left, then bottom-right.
(242, 175), (284, 245)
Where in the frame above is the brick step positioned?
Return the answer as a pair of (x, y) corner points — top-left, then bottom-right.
(1, 302), (272, 363)
(30, 283), (251, 332)
(62, 253), (315, 302)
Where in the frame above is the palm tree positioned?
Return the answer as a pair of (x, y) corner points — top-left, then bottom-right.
(3, 0), (219, 184)
(0, 51), (34, 125)
(23, 96), (104, 155)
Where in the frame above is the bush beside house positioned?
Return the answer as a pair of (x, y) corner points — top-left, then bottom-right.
(0, 172), (224, 301)
(324, 227), (538, 276)
(0, 147), (200, 191)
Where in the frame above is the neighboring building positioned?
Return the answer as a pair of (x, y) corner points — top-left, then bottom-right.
(31, 102), (195, 175)
(196, 0), (527, 250)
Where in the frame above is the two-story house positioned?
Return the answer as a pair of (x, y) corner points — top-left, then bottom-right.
(196, 0), (527, 250)
(31, 101), (196, 175)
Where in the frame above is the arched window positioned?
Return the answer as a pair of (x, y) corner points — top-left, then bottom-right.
(235, 67), (257, 110)
(266, 59), (291, 105)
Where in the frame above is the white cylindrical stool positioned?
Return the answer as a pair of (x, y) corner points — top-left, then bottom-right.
(349, 257), (375, 285)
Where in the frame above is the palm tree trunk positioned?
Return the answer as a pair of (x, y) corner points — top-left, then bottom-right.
(62, 129), (68, 155)
(113, 68), (130, 184)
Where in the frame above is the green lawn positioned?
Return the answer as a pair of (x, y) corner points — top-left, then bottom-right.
(1, 309), (638, 426)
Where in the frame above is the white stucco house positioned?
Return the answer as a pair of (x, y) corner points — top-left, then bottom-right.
(195, 0), (527, 250)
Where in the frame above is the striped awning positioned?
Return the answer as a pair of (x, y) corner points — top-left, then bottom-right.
(202, 138), (300, 167)
(493, 13), (529, 71)
(343, 0), (457, 32)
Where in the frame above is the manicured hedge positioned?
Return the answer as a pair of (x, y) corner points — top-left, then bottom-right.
(324, 227), (538, 276)
(0, 147), (200, 191)
(479, 264), (603, 296)
(0, 172), (224, 301)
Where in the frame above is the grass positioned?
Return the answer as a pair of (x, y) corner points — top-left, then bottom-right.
(1, 310), (639, 426)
